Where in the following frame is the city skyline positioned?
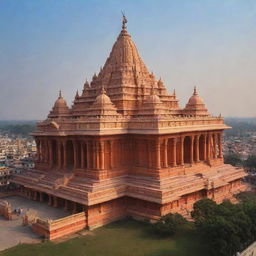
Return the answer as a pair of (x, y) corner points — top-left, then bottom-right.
(0, 0), (255, 119)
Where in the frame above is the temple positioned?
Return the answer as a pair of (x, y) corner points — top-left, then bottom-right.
(12, 16), (247, 230)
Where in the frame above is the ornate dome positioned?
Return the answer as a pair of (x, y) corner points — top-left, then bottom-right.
(95, 87), (112, 105)
(48, 91), (70, 118)
(184, 87), (209, 116)
(187, 87), (205, 105)
(146, 90), (162, 104)
(54, 92), (68, 108)
(86, 86), (120, 118)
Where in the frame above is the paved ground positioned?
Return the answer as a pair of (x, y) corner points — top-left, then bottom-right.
(0, 216), (40, 251)
(3, 196), (69, 220)
(0, 196), (70, 251)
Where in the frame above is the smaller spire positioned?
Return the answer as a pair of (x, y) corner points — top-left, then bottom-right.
(100, 85), (106, 95)
(75, 90), (79, 99)
(93, 73), (97, 80)
(173, 89), (176, 97)
(193, 86), (198, 95)
(84, 79), (89, 87)
(59, 90), (62, 98)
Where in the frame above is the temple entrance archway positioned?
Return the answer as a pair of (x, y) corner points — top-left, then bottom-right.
(66, 140), (74, 170)
(184, 136), (191, 164)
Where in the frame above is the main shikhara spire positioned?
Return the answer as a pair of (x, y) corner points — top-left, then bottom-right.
(41, 15), (226, 134)
(70, 15), (179, 117)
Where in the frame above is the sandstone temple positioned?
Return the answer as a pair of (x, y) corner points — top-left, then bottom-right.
(12, 16), (247, 232)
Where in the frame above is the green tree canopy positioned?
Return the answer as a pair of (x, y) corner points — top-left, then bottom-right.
(224, 152), (242, 166)
(154, 213), (188, 236)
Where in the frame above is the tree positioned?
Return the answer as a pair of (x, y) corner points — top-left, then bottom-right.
(191, 198), (217, 226)
(192, 198), (254, 256)
(242, 200), (256, 242)
(154, 213), (187, 236)
(201, 216), (241, 256)
(244, 155), (256, 169)
(224, 152), (242, 166)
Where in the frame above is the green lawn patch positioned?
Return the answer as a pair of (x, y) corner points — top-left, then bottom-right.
(0, 218), (208, 256)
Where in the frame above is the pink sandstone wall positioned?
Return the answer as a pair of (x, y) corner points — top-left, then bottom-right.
(32, 212), (87, 240)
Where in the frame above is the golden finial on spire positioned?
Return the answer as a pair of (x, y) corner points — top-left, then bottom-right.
(121, 11), (127, 30)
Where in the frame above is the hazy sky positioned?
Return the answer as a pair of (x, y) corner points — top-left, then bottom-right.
(0, 0), (255, 120)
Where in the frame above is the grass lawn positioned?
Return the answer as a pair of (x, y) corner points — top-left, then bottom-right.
(0, 218), (208, 256)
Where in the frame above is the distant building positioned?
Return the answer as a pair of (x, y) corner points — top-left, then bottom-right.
(0, 166), (21, 192)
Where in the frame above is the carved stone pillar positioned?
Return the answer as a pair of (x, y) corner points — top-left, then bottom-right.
(81, 141), (85, 169)
(57, 141), (62, 169)
(35, 139), (40, 161)
(190, 135), (194, 164)
(73, 140), (77, 170)
(172, 138), (177, 167)
(213, 133), (217, 158)
(202, 134), (206, 161)
(49, 140), (53, 168)
(92, 141), (96, 169)
(180, 136), (184, 165)
(95, 141), (100, 169)
(196, 135), (200, 162)
(148, 140), (152, 168)
(43, 139), (47, 162)
(39, 140), (43, 162)
(100, 141), (105, 170)
(37, 140), (41, 162)
(207, 133), (211, 161)
(164, 139), (168, 168)
(156, 139), (161, 169)
(218, 133), (223, 158)
(109, 141), (114, 169)
(86, 141), (90, 169)
(63, 141), (67, 169)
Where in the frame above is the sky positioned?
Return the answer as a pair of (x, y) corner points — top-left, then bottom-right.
(0, 0), (255, 120)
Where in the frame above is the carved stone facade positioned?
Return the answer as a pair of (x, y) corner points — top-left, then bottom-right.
(12, 16), (247, 231)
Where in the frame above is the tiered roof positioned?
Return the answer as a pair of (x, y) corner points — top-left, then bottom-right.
(34, 16), (228, 135)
